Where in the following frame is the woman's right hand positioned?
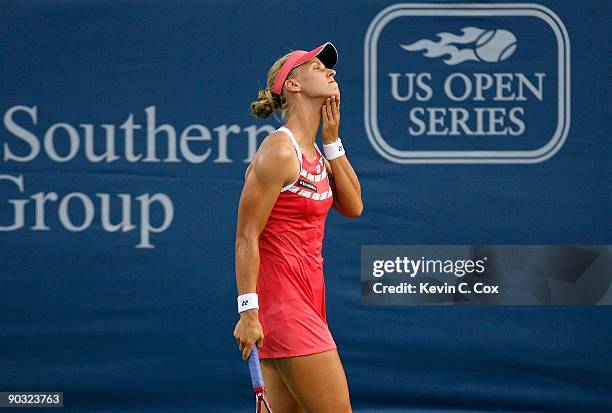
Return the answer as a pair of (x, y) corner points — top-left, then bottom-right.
(233, 309), (264, 361)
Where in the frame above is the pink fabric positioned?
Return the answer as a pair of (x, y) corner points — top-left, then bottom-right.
(256, 131), (336, 359)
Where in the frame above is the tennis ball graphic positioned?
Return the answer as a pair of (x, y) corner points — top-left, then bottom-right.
(474, 29), (517, 62)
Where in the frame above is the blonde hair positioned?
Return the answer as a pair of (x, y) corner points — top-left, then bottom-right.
(251, 51), (298, 120)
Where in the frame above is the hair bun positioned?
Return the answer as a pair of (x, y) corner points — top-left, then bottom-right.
(251, 88), (275, 119)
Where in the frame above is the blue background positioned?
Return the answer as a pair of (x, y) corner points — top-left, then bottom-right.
(1, 1), (610, 412)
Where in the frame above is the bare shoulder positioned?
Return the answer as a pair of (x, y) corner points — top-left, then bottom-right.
(245, 130), (298, 185)
(259, 130), (295, 155)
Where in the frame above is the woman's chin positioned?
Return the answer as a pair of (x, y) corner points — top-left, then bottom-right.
(329, 84), (340, 98)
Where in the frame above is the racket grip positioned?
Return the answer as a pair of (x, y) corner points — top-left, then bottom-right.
(247, 345), (265, 390)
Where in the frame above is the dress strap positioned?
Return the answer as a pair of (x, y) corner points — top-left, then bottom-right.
(313, 142), (324, 160)
(277, 126), (303, 192)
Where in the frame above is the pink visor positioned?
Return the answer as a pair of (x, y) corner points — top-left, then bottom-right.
(271, 42), (338, 95)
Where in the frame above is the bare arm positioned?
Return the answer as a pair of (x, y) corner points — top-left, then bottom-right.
(321, 95), (364, 217)
(325, 156), (363, 217)
(233, 133), (298, 360)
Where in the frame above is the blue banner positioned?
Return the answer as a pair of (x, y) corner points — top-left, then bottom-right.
(1, 1), (610, 412)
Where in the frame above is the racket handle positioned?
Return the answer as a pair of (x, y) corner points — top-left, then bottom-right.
(247, 345), (265, 390)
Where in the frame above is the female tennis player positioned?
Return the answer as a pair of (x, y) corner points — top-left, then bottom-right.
(233, 42), (362, 413)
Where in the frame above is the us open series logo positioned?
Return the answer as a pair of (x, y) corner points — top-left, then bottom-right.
(364, 3), (571, 164)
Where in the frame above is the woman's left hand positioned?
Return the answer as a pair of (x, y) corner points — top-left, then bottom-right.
(321, 95), (340, 144)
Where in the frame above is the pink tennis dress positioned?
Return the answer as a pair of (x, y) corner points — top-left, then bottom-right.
(257, 125), (337, 359)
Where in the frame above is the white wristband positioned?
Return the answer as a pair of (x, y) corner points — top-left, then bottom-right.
(237, 293), (259, 313)
(323, 138), (345, 160)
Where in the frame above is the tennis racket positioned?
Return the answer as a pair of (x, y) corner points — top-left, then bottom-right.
(247, 345), (274, 413)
